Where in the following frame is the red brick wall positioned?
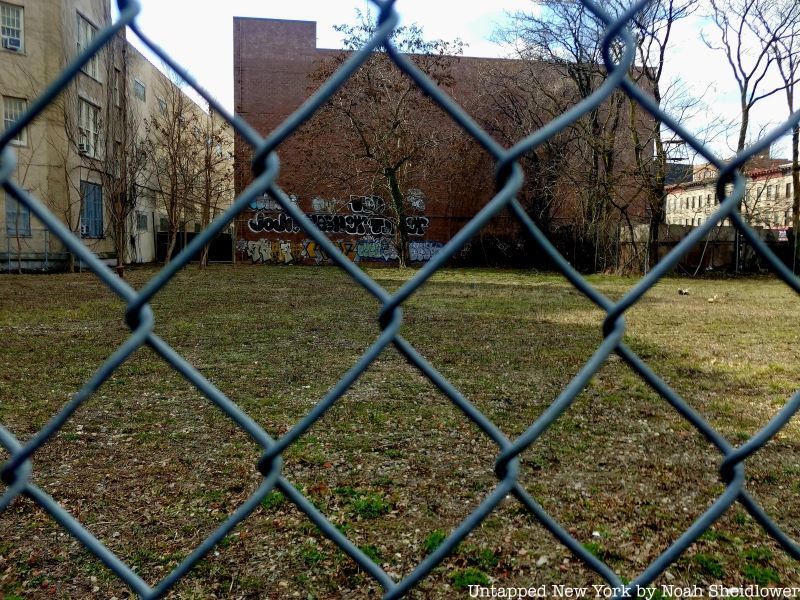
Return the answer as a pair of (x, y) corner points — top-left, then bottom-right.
(233, 17), (500, 265)
(232, 17), (650, 266)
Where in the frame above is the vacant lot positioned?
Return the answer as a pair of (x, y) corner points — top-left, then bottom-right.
(1, 265), (799, 599)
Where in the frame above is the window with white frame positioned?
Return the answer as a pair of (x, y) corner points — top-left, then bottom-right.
(3, 96), (25, 145)
(134, 79), (146, 101)
(78, 98), (100, 158)
(76, 13), (99, 80)
(1, 3), (23, 52)
(787, 183), (792, 198)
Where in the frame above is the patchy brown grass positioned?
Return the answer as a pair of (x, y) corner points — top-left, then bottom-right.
(0, 265), (799, 599)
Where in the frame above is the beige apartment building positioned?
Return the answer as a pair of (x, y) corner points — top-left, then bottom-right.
(665, 161), (795, 235)
(0, 0), (233, 271)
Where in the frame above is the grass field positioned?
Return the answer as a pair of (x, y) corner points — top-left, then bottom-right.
(1, 265), (799, 599)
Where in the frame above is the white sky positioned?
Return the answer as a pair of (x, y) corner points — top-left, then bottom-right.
(113, 0), (795, 162)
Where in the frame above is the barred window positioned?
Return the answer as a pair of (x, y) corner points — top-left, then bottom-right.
(136, 211), (148, 232)
(1, 3), (22, 52)
(78, 99), (100, 158)
(3, 95), (25, 144)
(76, 13), (99, 80)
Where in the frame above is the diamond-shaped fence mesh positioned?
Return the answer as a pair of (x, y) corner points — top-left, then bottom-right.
(2, 0), (800, 597)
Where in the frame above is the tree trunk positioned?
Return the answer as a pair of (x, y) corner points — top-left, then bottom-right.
(200, 168), (212, 269)
(166, 227), (177, 265)
(385, 167), (409, 267)
(14, 231), (21, 275)
(792, 124), (800, 272)
(200, 245), (210, 269)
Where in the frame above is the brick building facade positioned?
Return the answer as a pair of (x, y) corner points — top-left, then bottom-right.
(233, 17), (651, 267)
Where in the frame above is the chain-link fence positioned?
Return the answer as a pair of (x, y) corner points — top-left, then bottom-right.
(2, 0), (800, 598)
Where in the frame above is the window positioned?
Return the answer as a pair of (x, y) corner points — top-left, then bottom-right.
(76, 14), (99, 80)
(80, 181), (103, 237)
(3, 95), (25, 144)
(78, 98), (100, 157)
(134, 79), (146, 101)
(1, 3), (22, 52)
(157, 96), (166, 114)
(767, 185), (773, 200)
(5, 195), (30, 236)
(707, 194), (711, 206)
(788, 183), (793, 198)
(136, 211), (148, 232)
(159, 215), (169, 231)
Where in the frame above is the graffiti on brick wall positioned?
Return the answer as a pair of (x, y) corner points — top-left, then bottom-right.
(237, 239), (299, 264)
(237, 239), (360, 264)
(303, 239), (357, 264)
(405, 216), (429, 237)
(409, 240), (444, 262)
(247, 211), (430, 238)
(356, 238), (398, 262)
(237, 238), (444, 264)
(241, 191), (440, 263)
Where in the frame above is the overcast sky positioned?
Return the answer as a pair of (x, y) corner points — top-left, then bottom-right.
(114, 0), (794, 161)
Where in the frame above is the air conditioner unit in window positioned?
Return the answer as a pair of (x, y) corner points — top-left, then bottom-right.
(78, 142), (89, 154)
(2, 38), (21, 52)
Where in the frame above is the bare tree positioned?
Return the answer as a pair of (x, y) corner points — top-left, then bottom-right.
(704, 0), (799, 154)
(494, 1), (637, 272)
(770, 0), (800, 269)
(622, 0), (700, 269)
(193, 106), (233, 268)
(144, 75), (202, 264)
(478, 60), (577, 242)
(298, 11), (464, 266)
(705, 0), (800, 272)
(98, 37), (150, 275)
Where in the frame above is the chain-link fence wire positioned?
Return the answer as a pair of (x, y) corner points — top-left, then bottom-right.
(2, 0), (800, 597)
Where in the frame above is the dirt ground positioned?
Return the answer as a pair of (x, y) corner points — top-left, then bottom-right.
(1, 266), (799, 599)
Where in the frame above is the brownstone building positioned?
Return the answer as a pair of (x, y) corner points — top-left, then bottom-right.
(233, 17), (652, 268)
